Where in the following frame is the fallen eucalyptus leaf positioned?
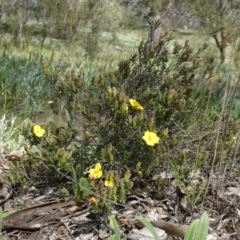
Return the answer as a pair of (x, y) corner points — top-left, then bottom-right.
(5, 146), (26, 160)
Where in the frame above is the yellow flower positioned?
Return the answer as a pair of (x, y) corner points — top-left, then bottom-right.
(129, 99), (143, 111)
(90, 197), (98, 208)
(142, 131), (160, 146)
(89, 163), (102, 179)
(104, 177), (114, 187)
(33, 125), (45, 138)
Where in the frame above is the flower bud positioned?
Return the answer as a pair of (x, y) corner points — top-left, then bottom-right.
(107, 86), (112, 96)
(120, 188), (126, 201)
(109, 170), (114, 177)
(178, 99), (186, 109)
(100, 148), (106, 160)
(119, 93), (125, 102)
(125, 170), (131, 179)
(136, 162), (141, 171)
(162, 128), (168, 138)
(167, 89), (178, 104)
(138, 112), (144, 121)
(148, 99), (154, 106)
(121, 103), (128, 114)
(109, 153), (114, 164)
(158, 92), (162, 100)
(149, 116), (154, 128)
(127, 181), (133, 190)
(132, 118), (136, 127)
(128, 115), (133, 125)
(107, 143), (113, 154)
(112, 185), (117, 195)
(113, 170), (118, 178)
(146, 87), (151, 95)
(98, 180), (104, 189)
(114, 100), (119, 110)
(106, 186), (112, 195)
(112, 87), (117, 96)
(90, 197), (98, 209)
(157, 104), (162, 112)
(138, 171), (143, 178)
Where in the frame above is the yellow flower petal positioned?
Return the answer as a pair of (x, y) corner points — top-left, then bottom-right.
(142, 131), (159, 146)
(104, 177), (114, 187)
(129, 99), (143, 111)
(33, 125), (45, 138)
(89, 163), (102, 179)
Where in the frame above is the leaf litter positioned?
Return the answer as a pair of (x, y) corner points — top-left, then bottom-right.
(0, 149), (240, 239)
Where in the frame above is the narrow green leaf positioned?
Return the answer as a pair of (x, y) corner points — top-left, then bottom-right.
(137, 216), (161, 240)
(109, 216), (120, 240)
(71, 166), (77, 182)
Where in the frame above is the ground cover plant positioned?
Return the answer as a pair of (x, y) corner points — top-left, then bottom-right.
(1, 9), (240, 240)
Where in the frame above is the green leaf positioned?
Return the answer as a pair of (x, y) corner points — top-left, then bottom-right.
(71, 165), (77, 182)
(184, 212), (209, 240)
(64, 108), (71, 122)
(79, 177), (92, 198)
(109, 216), (121, 240)
(61, 187), (70, 197)
(136, 216), (161, 240)
(76, 164), (84, 178)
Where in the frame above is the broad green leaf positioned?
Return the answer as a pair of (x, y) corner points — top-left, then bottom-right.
(79, 177), (92, 198)
(184, 212), (209, 240)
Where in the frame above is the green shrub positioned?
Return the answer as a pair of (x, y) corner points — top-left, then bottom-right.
(75, 31), (214, 177)
(11, 29), (216, 208)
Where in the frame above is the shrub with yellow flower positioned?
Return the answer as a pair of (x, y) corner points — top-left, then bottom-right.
(142, 131), (160, 146)
(33, 125), (45, 138)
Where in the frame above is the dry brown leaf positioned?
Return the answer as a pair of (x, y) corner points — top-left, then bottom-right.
(0, 163), (10, 170)
(227, 187), (240, 196)
(67, 205), (79, 212)
(5, 146), (26, 160)
(128, 227), (167, 240)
